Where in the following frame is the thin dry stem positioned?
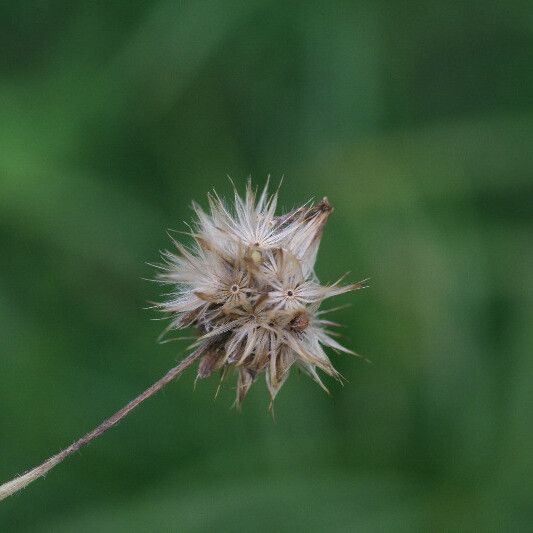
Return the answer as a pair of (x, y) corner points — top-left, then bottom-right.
(0, 348), (204, 502)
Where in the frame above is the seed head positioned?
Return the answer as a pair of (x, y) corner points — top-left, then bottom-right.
(156, 180), (366, 408)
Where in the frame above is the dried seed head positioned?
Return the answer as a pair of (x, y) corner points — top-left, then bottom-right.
(156, 180), (365, 407)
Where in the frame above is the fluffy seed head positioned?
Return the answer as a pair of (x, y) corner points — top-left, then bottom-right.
(156, 180), (366, 408)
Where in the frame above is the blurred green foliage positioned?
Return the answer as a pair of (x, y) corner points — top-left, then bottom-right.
(1, 1), (532, 531)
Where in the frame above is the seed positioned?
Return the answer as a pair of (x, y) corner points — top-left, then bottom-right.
(290, 312), (309, 332)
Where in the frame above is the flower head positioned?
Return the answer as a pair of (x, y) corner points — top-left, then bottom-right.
(156, 180), (366, 407)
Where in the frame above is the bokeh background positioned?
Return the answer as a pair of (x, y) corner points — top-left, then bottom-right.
(1, 1), (532, 531)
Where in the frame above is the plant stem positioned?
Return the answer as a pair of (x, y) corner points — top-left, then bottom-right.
(0, 348), (204, 502)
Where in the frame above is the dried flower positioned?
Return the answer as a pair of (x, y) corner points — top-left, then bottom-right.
(156, 180), (367, 407)
(0, 179), (368, 501)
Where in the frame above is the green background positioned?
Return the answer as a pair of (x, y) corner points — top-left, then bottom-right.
(1, 1), (532, 531)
